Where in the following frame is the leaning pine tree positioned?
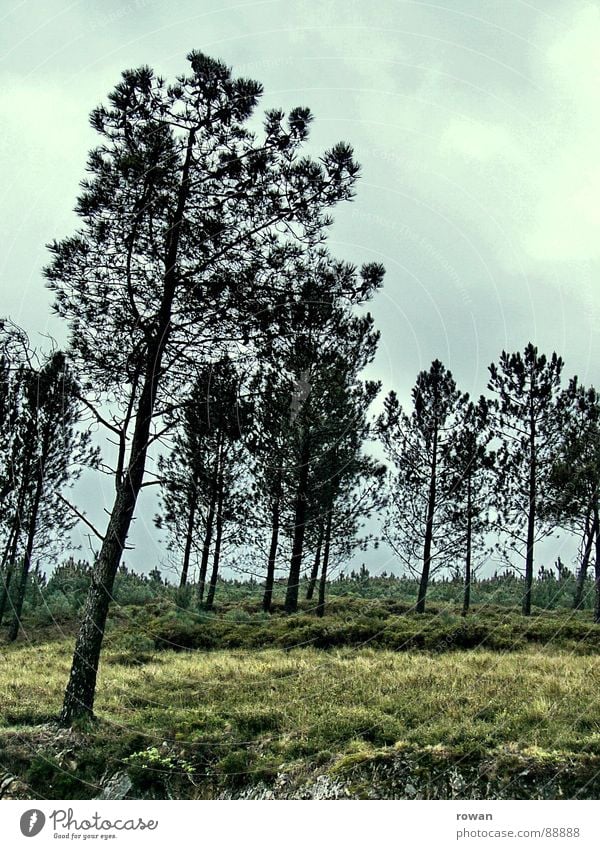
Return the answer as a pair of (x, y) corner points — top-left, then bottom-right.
(46, 52), (363, 724)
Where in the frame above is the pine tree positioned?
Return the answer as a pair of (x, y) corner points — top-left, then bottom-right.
(245, 252), (384, 613)
(443, 397), (494, 616)
(0, 336), (94, 637)
(0, 322), (32, 626)
(545, 379), (600, 615)
(307, 358), (385, 616)
(283, 310), (381, 613)
(488, 344), (563, 616)
(245, 365), (294, 612)
(378, 360), (468, 613)
(156, 358), (249, 601)
(47, 53), (363, 722)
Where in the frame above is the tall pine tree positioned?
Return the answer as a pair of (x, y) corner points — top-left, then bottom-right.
(488, 345), (563, 616)
(378, 361), (468, 613)
(46, 53), (364, 722)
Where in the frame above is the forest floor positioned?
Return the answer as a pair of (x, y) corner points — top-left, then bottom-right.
(1, 598), (600, 799)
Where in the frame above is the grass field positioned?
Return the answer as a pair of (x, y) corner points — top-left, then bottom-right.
(2, 602), (600, 799)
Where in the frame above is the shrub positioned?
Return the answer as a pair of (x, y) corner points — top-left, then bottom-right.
(109, 633), (156, 665)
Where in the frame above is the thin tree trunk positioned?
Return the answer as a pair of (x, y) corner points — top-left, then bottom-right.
(593, 506), (600, 625)
(205, 475), (224, 612)
(0, 521), (16, 572)
(462, 474), (472, 617)
(60, 128), (198, 726)
(285, 434), (310, 614)
(573, 508), (594, 610)
(8, 471), (44, 642)
(30, 562), (42, 609)
(0, 565), (14, 628)
(316, 507), (333, 617)
(262, 470), (282, 613)
(306, 520), (324, 601)
(523, 402), (536, 617)
(0, 465), (31, 626)
(180, 492), (197, 588)
(0, 522), (21, 627)
(197, 453), (220, 604)
(417, 423), (438, 614)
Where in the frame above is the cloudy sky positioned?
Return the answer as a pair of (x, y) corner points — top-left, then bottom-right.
(1, 0), (599, 575)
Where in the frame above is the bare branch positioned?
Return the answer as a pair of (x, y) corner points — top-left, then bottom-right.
(57, 494), (105, 542)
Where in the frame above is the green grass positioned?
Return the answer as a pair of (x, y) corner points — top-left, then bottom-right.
(4, 581), (600, 799)
(2, 629), (600, 798)
(102, 597), (600, 655)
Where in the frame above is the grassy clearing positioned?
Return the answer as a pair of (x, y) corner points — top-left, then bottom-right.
(3, 595), (600, 798)
(1, 636), (600, 798)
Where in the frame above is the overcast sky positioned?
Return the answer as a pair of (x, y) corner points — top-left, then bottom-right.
(1, 0), (599, 576)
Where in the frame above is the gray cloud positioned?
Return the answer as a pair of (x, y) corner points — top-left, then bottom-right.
(1, 0), (596, 574)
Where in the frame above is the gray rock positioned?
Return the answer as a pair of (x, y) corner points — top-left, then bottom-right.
(0, 771), (32, 800)
(97, 772), (133, 800)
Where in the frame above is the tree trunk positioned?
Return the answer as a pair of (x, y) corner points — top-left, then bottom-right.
(522, 402), (536, 617)
(180, 492), (197, 588)
(316, 507), (333, 617)
(8, 470), (44, 642)
(0, 564), (14, 628)
(61, 496), (140, 722)
(197, 462), (219, 604)
(462, 474), (472, 617)
(60, 128), (198, 726)
(205, 467), (224, 611)
(306, 520), (324, 601)
(0, 470), (30, 626)
(0, 521), (20, 627)
(593, 507), (600, 625)
(285, 434), (310, 613)
(262, 470), (282, 613)
(416, 423), (438, 614)
(573, 508), (594, 610)
(0, 521), (16, 573)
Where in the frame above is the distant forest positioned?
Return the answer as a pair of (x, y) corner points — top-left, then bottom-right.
(1, 52), (599, 727)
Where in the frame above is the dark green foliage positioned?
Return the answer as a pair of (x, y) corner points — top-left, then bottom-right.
(13, 557), (598, 639)
(132, 597), (600, 655)
(0, 337), (95, 638)
(443, 397), (495, 615)
(156, 358), (251, 600)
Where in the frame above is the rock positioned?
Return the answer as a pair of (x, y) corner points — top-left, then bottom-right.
(217, 772), (348, 800)
(96, 771), (133, 800)
(298, 774), (347, 800)
(0, 771), (32, 800)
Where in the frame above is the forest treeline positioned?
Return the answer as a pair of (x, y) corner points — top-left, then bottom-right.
(11, 557), (594, 631)
(1, 51), (599, 726)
